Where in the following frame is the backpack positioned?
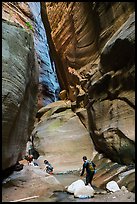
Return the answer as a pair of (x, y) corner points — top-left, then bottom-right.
(88, 160), (96, 172)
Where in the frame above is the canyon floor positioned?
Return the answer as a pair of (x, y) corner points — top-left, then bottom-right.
(2, 159), (135, 202)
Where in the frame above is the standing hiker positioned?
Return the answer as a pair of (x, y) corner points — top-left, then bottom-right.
(80, 156), (96, 186)
(25, 138), (39, 166)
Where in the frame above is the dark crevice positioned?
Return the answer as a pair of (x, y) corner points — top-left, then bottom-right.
(76, 112), (87, 129)
(40, 2), (69, 92)
(100, 38), (135, 73)
(2, 92), (10, 103)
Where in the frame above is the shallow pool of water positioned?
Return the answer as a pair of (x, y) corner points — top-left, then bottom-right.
(54, 172), (84, 187)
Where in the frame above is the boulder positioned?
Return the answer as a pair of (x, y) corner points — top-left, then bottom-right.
(67, 179), (85, 194)
(32, 101), (96, 173)
(106, 180), (120, 192)
(74, 184), (95, 198)
(67, 179), (95, 198)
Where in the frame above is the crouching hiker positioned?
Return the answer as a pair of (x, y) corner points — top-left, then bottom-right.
(43, 160), (53, 174)
(80, 156), (96, 186)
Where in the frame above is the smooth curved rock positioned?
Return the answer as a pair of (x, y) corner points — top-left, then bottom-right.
(74, 185), (95, 198)
(2, 20), (39, 170)
(67, 179), (85, 194)
(106, 181), (120, 192)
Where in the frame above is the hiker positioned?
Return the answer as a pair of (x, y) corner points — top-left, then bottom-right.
(24, 154), (33, 165)
(30, 130), (38, 147)
(25, 138), (39, 166)
(32, 149), (39, 166)
(28, 148), (40, 166)
(80, 156), (96, 186)
(26, 139), (33, 156)
(43, 160), (53, 174)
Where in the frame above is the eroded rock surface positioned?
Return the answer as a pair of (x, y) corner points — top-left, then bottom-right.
(2, 20), (39, 170)
(2, 2), (60, 109)
(2, 2), (135, 181)
(92, 153), (135, 192)
(45, 2), (135, 165)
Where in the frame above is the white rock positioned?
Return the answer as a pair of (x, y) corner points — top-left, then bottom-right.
(67, 179), (85, 194)
(74, 184), (95, 198)
(118, 169), (135, 180)
(121, 186), (128, 193)
(106, 180), (120, 192)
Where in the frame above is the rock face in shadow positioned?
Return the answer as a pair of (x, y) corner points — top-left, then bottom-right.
(27, 2), (60, 108)
(45, 2), (135, 165)
(87, 13), (135, 165)
(2, 20), (39, 170)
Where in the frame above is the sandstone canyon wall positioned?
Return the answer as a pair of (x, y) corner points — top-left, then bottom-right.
(2, 20), (39, 170)
(45, 2), (135, 165)
(2, 2), (60, 171)
(2, 2), (60, 109)
(2, 2), (135, 172)
(27, 2), (60, 108)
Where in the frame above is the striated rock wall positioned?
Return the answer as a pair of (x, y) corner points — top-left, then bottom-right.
(45, 2), (134, 92)
(45, 2), (135, 165)
(2, 20), (39, 170)
(2, 2), (135, 170)
(27, 2), (60, 108)
(87, 12), (135, 164)
(2, 2), (60, 109)
(2, 2), (60, 171)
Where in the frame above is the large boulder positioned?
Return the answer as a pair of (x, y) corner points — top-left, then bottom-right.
(67, 179), (95, 198)
(74, 185), (95, 198)
(32, 101), (96, 173)
(67, 179), (85, 194)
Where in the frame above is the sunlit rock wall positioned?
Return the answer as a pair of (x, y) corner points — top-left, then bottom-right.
(45, 2), (135, 165)
(2, 20), (39, 170)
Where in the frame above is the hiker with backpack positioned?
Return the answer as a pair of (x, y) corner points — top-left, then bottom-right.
(80, 156), (96, 186)
(43, 160), (54, 174)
